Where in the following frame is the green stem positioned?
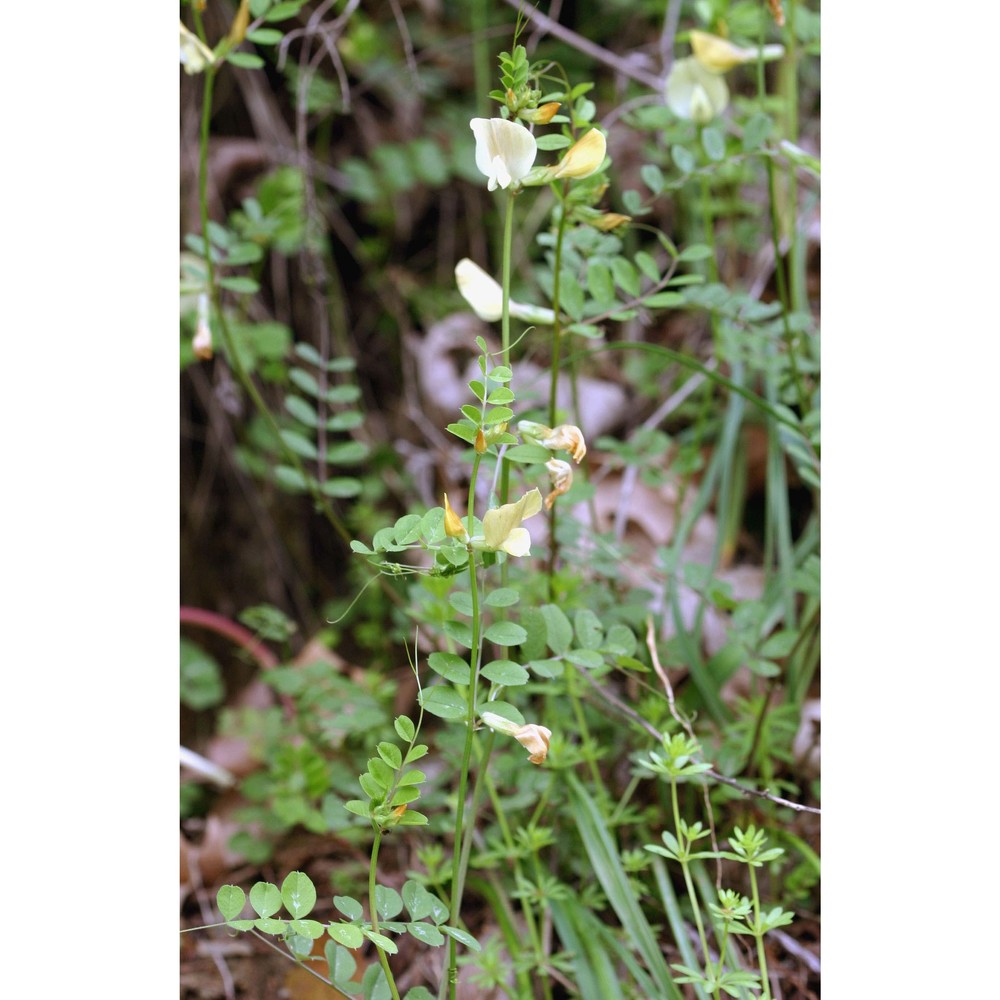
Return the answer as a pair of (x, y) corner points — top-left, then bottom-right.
(499, 190), (516, 507)
(711, 924), (730, 1000)
(567, 665), (603, 792)
(748, 865), (772, 1000)
(445, 548), (484, 999)
(671, 778), (711, 963)
(528, 849), (555, 1000)
(369, 828), (402, 1000)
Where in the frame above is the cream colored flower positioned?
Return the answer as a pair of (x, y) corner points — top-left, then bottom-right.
(690, 30), (784, 73)
(470, 118), (537, 192)
(442, 494), (469, 541)
(544, 459), (573, 510)
(514, 724), (552, 764)
(665, 56), (729, 123)
(192, 293), (213, 360)
(455, 258), (503, 320)
(180, 22), (215, 75)
(548, 129), (607, 180)
(471, 488), (542, 557)
(480, 712), (553, 765)
(455, 258), (556, 325)
(542, 424), (587, 463)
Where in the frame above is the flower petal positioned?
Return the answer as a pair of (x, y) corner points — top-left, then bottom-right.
(665, 57), (729, 123)
(499, 527), (531, 557)
(455, 258), (503, 321)
(514, 724), (552, 764)
(544, 459), (573, 509)
(180, 22), (215, 75)
(690, 30), (784, 72)
(470, 118), (537, 191)
(542, 425), (587, 463)
(550, 128), (607, 180)
(482, 488), (542, 551)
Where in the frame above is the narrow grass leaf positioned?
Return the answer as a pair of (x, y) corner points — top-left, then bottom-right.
(566, 774), (682, 998)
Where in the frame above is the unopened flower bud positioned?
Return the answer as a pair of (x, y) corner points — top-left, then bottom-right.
(484, 422), (508, 445)
(516, 420), (553, 443)
(227, 0), (250, 46)
(475, 427), (487, 454)
(590, 212), (631, 232)
(520, 102), (561, 125)
(443, 494), (468, 540)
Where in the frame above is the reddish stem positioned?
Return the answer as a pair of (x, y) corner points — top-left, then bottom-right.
(180, 606), (280, 668)
(180, 606), (294, 718)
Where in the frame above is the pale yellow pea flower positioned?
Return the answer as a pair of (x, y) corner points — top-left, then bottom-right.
(514, 724), (552, 764)
(542, 424), (587, 463)
(455, 259), (556, 325)
(180, 22), (215, 75)
(470, 488), (543, 557)
(544, 459), (573, 510)
(470, 118), (537, 192)
(549, 128), (607, 180)
(665, 56), (729, 123)
(689, 30), (784, 73)
(481, 712), (553, 765)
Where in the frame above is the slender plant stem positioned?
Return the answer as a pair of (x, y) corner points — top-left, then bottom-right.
(179, 606), (278, 669)
(369, 828), (402, 1000)
(671, 778), (711, 963)
(748, 864), (772, 1000)
(248, 929), (351, 996)
(444, 546), (483, 999)
(499, 190), (517, 507)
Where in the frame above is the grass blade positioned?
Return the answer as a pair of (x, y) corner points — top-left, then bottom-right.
(566, 773), (683, 999)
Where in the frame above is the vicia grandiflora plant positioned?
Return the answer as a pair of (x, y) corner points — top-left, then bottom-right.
(665, 28), (785, 122)
(443, 488), (542, 557)
(470, 117), (608, 192)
